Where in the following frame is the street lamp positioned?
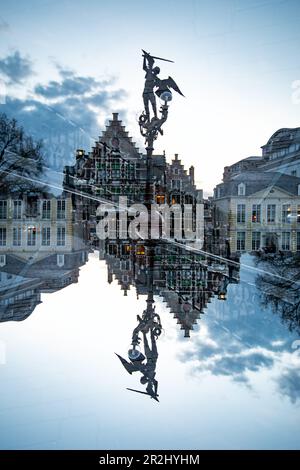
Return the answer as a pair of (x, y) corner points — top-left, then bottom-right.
(158, 90), (173, 103)
(115, 50), (184, 402)
(138, 49), (184, 151)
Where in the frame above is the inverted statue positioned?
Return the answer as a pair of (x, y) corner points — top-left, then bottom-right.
(116, 306), (162, 402)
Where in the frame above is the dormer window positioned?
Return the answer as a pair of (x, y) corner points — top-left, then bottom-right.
(238, 183), (246, 196)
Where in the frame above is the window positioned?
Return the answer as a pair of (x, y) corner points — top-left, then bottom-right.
(236, 231), (245, 251)
(156, 195), (165, 204)
(13, 227), (22, 246)
(0, 254), (6, 267)
(27, 226), (36, 246)
(42, 227), (51, 246)
(57, 226), (65, 246)
(252, 204), (261, 223)
(291, 170), (297, 176)
(237, 204), (246, 223)
(172, 180), (181, 190)
(26, 197), (38, 217)
(282, 204), (291, 223)
(282, 232), (290, 251)
(57, 254), (65, 267)
(0, 227), (6, 246)
(42, 200), (51, 219)
(57, 200), (66, 219)
(0, 201), (7, 220)
(13, 200), (22, 219)
(267, 204), (276, 223)
(297, 232), (300, 251)
(238, 183), (245, 196)
(111, 170), (120, 179)
(252, 232), (261, 250)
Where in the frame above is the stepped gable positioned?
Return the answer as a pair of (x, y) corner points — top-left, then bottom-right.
(168, 153), (199, 193)
(98, 112), (142, 160)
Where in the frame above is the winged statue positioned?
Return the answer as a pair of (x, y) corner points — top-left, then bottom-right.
(116, 308), (162, 402)
(155, 76), (184, 100)
(141, 50), (184, 121)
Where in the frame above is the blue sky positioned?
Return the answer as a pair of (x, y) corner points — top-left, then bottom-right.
(1, 0), (300, 194)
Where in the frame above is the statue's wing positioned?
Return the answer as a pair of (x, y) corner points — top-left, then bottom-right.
(115, 353), (137, 375)
(164, 76), (185, 96)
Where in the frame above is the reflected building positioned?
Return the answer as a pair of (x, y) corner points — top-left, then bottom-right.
(0, 271), (42, 322)
(102, 235), (240, 399)
(0, 237), (89, 322)
(0, 166), (90, 322)
(99, 238), (239, 337)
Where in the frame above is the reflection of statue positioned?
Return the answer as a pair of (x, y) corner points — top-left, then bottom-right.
(116, 304), (161, 401)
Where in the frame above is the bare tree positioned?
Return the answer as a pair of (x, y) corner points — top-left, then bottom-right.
(0, 113), (23, 161)
(254, 254), (300, 334)
(0, 113), (44, 192)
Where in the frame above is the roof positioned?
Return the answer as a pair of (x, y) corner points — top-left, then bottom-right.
(98, 112), (142, 160)
(216, 171), (300, 197)
(262, 127), (300, 150)
(242, 156), (262, 161)
(223, 155), (262, 172)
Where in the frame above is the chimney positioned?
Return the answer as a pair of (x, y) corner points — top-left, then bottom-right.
(174, 153), (179, 161)
(112, 112), (119, 121)
(189, 165), (195, 185)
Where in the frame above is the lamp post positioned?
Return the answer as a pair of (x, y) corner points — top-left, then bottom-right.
(138, 48), (184, 318)
(116, 51), (184, 401)
(139, 49), (184, 215)
(138, 47), (184, 326)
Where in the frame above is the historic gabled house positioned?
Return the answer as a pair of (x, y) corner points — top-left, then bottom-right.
(167, 154), (202, 205)
(63, 113), (204, 242)
(64, 113), (147, 205)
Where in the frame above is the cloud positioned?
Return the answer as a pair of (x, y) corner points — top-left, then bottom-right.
(2, 63), (127, 169)
(179, 321), (276, 385)
(202, 350), (275, 378)
(0, 51), (33, 84)
(32, 67), (126, 132)
(87, 89), (127, 106)
(0, 17), (9, 33)
(277, 363), (300, 403)
(35, 76), (99, 99)
(34, 67), (123, 101)
(184, 345), (275, 383)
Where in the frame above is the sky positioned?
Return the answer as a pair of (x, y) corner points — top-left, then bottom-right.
(1, 0), (300, 195)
